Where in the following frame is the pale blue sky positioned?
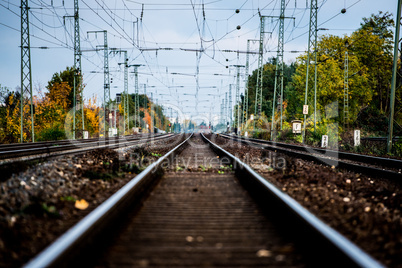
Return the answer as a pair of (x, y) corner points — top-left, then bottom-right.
(0, 0), (398, 124)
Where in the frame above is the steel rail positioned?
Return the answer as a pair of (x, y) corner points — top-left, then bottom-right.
(0, 133), (163, 152)
(361, 136), (401, 142)
(221, 134), (402, 169)
(0, 133), (174, 161)
(220, 134), (402, 181)
(23, 133), (192, 268)
(201, 133), (384, 268)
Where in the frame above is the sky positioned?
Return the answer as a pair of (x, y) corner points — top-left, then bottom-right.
(0, 0), (399, 125)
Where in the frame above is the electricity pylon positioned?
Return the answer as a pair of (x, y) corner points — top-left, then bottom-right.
(271, 0), (295, 140)
(233, 65), (245, 133)
(243, 40), (253, 128)
(88, 30), (109, 137)
(65, 0), (83, 139)
(302, 0), (318, 143)
(131, 65), (142, 129)
(113, 50), (129, 134)
(255, 16), (265, 118)
(20, 0), (35, 143)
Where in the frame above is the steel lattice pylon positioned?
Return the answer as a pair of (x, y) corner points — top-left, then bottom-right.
(255, 16), (265, 118)
(124, 56), (129, 134)
(65, 0), (83, 139)
(233, 65), (244, 133)
(302, 0), (318, 143)
(131, 65), (142, 129)
(112, 50), (129, 135)
(243, 40), (252, 128)
(271, 0), (286, 140)
(270, 1), (295, 140)
(88, 30), (109, 136)
(103, 31), (110, 136)
(73, 0), (83, 138)
(20, 0), (34, 143)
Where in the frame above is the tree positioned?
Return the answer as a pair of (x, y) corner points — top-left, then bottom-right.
(84, 97), (100, 136)
(2, 92), (21, 143)
(246, 58), (296, 122)
(47, 66), (82, 110)
(288, 33), (371, 130)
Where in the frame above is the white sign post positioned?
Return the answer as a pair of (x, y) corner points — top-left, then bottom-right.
(303, 105), (309, 115)
(292, 122), (302, 134)
(321, 135), (328, 148)
(354, 130), (361, 146)
(83, 131), (89, 139)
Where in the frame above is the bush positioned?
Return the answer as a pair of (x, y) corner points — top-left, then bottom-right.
(392, 140), (402, 157)
(355, 106), (388, 135)
(36, 124), (66, 141)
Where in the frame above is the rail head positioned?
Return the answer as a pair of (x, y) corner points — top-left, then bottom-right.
(201, 133), (384, 268)
(219, 133), (402, 181)
(221, 133), (402, 167)
(0, 133), (177, 163)
(23, 133), (192, 268)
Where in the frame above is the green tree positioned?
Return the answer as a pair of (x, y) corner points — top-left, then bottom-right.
(246, 58), (296, 121)
(288, 34), (371, 129)
(47, 66), (82, 110)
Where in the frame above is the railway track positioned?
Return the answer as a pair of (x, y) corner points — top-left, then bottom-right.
(361, 136), (401, 142)
(24, 133), (382, 267)
(218, 134), (402, 182)
(0, 133), (172, 163)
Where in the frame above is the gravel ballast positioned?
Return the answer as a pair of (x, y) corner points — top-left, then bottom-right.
(207, 134), (401, 267)
(0, 135), (185, 268)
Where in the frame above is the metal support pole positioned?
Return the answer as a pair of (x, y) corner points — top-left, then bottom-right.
(114, 103), (116, 129)
(150, 92), (154, 133)
(225, 92), (228, 126)
(387, 0), (402, 153)
(20, 0), (34, 143)
(343, 50), (349, 130)
(314, 27), (318, 133)
(143, 84), (147, 129)
(221, 99), (224, 125)
(124, 56), (128, 134)
(229, 84), (233, 128)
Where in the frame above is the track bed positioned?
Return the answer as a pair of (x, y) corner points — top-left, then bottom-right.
(94, 134), (306, 267)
